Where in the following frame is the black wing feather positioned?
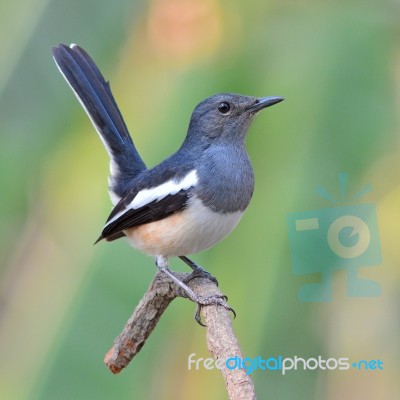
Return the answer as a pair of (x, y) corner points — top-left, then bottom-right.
(98, 190), (189, 242)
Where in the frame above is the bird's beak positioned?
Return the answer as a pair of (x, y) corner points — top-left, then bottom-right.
(250, 96), (284, 113)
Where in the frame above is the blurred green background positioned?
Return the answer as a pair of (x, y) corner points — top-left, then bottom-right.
(1, 0), (399, 399)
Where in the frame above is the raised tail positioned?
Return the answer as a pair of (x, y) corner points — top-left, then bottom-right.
(52, 44), (147, 202)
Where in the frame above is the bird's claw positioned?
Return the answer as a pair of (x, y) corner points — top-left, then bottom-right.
(193, 294), (236, 327)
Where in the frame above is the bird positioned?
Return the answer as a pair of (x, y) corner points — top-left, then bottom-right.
(52, 43), (283, 322)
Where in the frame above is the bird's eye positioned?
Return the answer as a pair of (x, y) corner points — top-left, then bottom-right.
(218, 102), (231, 114)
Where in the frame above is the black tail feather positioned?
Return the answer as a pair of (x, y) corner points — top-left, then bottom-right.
(52, 44), (147, 197)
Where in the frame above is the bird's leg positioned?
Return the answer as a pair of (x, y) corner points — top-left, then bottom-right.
(179, 256), (218, 286)
(156, 256), (235, 326)
(156, 257), (200, 301)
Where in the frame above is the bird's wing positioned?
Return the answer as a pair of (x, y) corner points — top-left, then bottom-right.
(97, 169), (199, 242)
(52, 44), (147, 200)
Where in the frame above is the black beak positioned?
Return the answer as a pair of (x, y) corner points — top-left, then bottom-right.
(250, 96), (284, 113)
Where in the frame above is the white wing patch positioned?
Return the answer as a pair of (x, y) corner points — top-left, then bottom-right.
(132, 170), (198, 209)
(105, 170), (198, 227)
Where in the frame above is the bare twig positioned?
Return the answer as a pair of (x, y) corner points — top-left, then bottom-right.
(104, 271), (257, 400)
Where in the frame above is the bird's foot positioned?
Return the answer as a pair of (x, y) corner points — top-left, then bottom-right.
(179, 256), (218, 286)
(192, 294), (236, 327)
(183, 267), (219, 287)
(156, 257), (233, 326)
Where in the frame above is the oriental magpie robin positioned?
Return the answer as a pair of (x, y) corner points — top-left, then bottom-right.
(52, 44), (283, 322)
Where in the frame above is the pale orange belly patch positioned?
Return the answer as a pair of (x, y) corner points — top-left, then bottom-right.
(123, 198), (244, 257)
(124, 212), (188, 256)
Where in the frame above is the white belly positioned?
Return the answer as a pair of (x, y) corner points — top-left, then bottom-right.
(123, 197), (243, 257)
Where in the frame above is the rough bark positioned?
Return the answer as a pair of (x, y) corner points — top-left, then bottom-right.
(104, 271), (257, 400)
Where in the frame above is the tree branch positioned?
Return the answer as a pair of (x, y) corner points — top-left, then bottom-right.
(104, 271), (256, 400)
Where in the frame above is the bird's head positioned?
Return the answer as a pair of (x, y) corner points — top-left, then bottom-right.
(184, 93), (283, 147)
